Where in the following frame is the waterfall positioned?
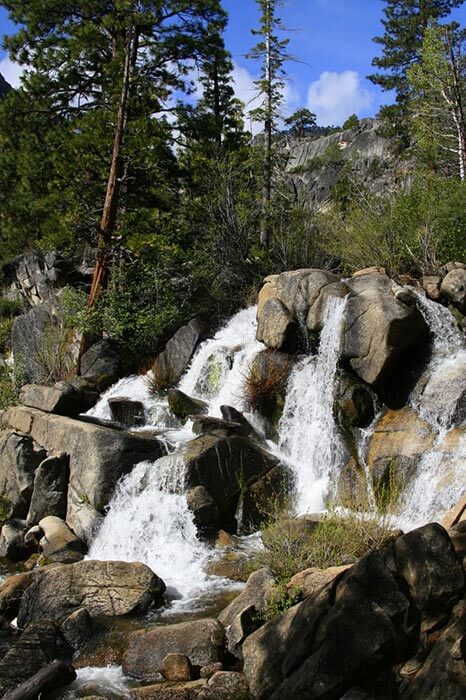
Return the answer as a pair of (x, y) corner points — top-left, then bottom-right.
(87, 306), (264, 607)
(277, 296), (346, 514)
(395, 293), (466, 529)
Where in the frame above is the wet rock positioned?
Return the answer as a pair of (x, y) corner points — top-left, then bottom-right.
(256, 298), (298, 352)
(152, 319), (210, 390)
(17, 560), (165, 626)
(27, 453), (69, 525)
(184, 434), (278, 530)
(334, 372), (376, 431)
(162, 653), (193, 681)
(0, 519), (31, 561)
(123, 619), (224, 682)
(0, 431), (46, 520)
(20, 383), (98, 417)
(366, 407), (435, 494)
(2, 659), (77, 700)
(0, 620), (57, 696)
(60, 607), (92, 651)
(394, 523), (464, 631)
(274, 269), (341, 322)
(337, 458), (368, 511)
(413, 355), (466, 429)
(38, 515), (84, 564)
(0, 571), (34, 621)
(306, 280), (349, 332)
(241, 465), (291, 532)
(186, 486), (218, 533)
(108, 398), (146, 428)
(168, 389), (208, 422)
(80, 339), (121, 390)
(422, 275), (442, 301)
(441, 268), (466, 314)
(4, 405), (165, 543)
(191, 416), (245, 439)
(198, 671), (251, 700)
(220, 406), (259, 440)
(442, 494), (466, 529)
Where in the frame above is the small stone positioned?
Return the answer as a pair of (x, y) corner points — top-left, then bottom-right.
(162, 653), (193, 682)
(200, 662), (223, 679)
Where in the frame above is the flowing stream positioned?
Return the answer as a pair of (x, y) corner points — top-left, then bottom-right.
(87, 291), (466, 611)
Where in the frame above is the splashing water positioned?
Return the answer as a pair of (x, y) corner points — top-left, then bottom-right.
(277, 296), (347, 514)
(88, 307), (264, 606)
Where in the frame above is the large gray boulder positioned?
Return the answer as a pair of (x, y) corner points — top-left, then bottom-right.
(4, 406), (165, 542)
(0, 620), (58, 697)
(152, 319), (210, 390)
(184, 434), (278, 530)
(17, 560), (165, 627)
(440, 268), (466, 314)
(0, 431), (46, 520)
(123, 618), (224, 681)
(342, 272), (429, 405)
(20, 383), (98, 418)
(256, 298), (298, 352)
(11, 306), (61, 385)
(26, 454), (69, 525)
(80, 339), (121, 390)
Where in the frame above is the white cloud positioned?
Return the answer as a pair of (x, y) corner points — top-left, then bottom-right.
(306, 70), (373, 126)
(0, 56), (24, 89)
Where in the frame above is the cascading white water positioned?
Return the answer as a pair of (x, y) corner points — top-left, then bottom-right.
(396, 293), (466, 529)
(88, 306), (264, 606)
(277, 296), (347, 514)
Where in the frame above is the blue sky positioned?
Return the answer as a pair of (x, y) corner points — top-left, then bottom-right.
(1, 0), (466, 127)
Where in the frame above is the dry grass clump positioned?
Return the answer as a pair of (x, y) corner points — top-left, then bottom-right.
(243, 351), (291, 421)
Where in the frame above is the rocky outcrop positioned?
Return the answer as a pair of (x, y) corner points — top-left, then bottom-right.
(3, 252), (82, 308)
(0, 431), (46, 520)
(17, 560), (165, 627)
(152, 319), (210, 390)
(3, 405), (165, 542)
(256, 269), (428, 407)
(108, 397), (146, 427)
(123, 619), (225, 681)
(26, 454), (69, 525)
(241, 523), (464, 700)
(168, 389), (208, 422)
(184, 434), (279, 530)
(20, 382), (98, 417)
(80, 339), (121, 390)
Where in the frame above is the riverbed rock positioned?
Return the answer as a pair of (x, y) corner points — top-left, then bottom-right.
(0, 571), (34, 621)
(108, 397), (146, 428)
(218, 568), (275, 658)
(366, 407), (435, 495)
(0, 620), (58, 696)
(422, 275), (442, 301)
(123, 619), (224, 682)
(198, 671), (251, 700)
(162, 653), (193, 682)
(241, 465), (291, 532)
(129, 680), (206, 699)
(186, 486), (219, 533)
(60, 607), (92, 651)
(168, 389), (208, 422)
(220, 406), (259, 441)
(4, 406), (165, 542)
(0, 431), (46, 520)
(334, 372), (376, 431)
(20, 383), (98, 417)
(27, 453), (69, 525)
(17, 560), (165, 627)
(38, 515), (84, 563)
(441, 268), (466, 314)
(413, 355), (466, 429)
(152, 319), (210, 390)
(184, 434), (278, 530)
(275, 268), (341, 322)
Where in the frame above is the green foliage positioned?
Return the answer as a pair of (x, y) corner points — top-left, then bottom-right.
(0, 318), (14, 354)
(285, 108), (317, 137)
(255, 509), (394, 588)
(368, 0), (463, 103)
(261, 584), (301, 621)
(0, 298), (23, 318)
(342, 114), (360, 130)
(0, 366), (19, 410)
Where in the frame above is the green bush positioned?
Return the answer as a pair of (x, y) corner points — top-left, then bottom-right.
(0, 318), (13, 353)
(0, 297), (23, 318)
(255, 509), (394, 586)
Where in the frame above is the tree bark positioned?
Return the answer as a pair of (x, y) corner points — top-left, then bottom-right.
(2, 660), (76, 700)
(261, 0), (272, 248)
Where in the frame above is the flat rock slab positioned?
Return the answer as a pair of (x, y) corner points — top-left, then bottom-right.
(123, 619), (224, 682)
(17, 560), (165, 627)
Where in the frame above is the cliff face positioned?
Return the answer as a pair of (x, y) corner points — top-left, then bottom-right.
(282, 117), (413, 209)
(0, 72), (11, 99)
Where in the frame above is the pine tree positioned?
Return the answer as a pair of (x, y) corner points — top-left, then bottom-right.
(285, 108), (317, 137)
(369, 0), (464, 104)
(0, 0), (226, 305)
(408, 22), (466, 178)
(247, 0), (290, 248)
